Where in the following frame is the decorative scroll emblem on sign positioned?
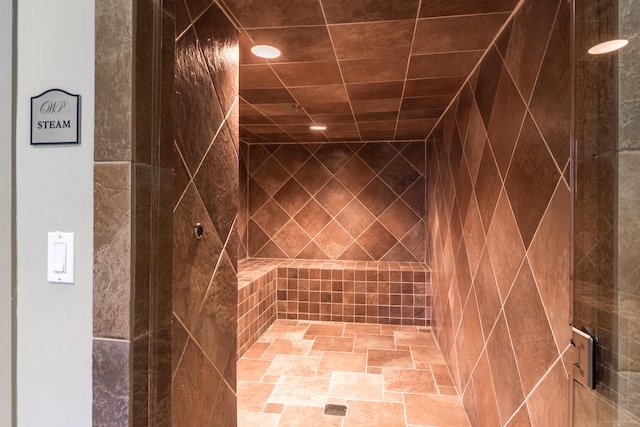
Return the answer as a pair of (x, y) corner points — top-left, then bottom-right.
(31, 89), (80, 145)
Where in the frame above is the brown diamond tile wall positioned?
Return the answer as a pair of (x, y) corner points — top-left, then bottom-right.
(245, 141), (426, 262)
(426, 0), (572, 425)
(173, 2), (239, 427)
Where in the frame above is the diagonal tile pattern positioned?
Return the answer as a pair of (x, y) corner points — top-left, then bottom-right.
(214, 0), (520, 143)
(425, 0), (573, 425)
(245, 141), (426, 262)
(238, 320), (470, 426)
(173, 2), (239, 426)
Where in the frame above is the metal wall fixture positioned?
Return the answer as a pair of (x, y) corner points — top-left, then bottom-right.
(194, 223), (204, 240)
(572, 327), (596, 389)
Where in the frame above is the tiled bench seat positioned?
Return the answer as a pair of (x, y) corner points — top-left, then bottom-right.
(237, 258), (431, 359)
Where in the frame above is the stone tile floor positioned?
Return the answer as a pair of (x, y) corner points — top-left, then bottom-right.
(237, 319), (470, 426)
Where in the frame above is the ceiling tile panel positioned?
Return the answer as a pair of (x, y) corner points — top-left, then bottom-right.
(420, 0), (520, 18)
(240, 88), (296, 104)
(329, 21), (415, 60)
(322, 0), (420, 24)
(340, 57), (408, 83)
(404, 77), (466, 97)
(219, 0), (519, 142)
(351, 99), (402, 115)
(346, 81), (405, 101)
(354, 111), (399, 122)
(288, 132), (330, 143)
(288, 85), (349, 104)
(359, 130), (396, 141)
(358, 121), (398, 133)
(240, 65), (284, 89)
(303, 102), (352, 115)
(413, 14), (510, 55)
(269, 114), (313, 125)
(322, 131), (361, 141)
(310, 113), (357, 124)
(398, 107), (444, 120)
(247, 26), (335, 63)
(222, 0), (325, 28)
(272, 61), (343, 86)
(408, 52), (484, 80)
(401, 95), (452, 110)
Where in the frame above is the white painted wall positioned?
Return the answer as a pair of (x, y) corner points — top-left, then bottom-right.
(1, 0), (15, 425)
(15, 0), (94, 425)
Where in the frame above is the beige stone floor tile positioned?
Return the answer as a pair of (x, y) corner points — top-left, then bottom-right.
(264, 403), (285, 414)
(237, 382), (275, 412)
(319, 351), (367, 373)
(269, 376), (331, 407)
(304, 323), (345, 338)
(265, 354), (321, 377)
(367, 349), (414, 368)
(261, 325), (309, 342)
(237, 410), (279, 427)
(385, 391), (404, 402)
(274, 319), (301, 325)
(329, 372), (384, 401)
(238, 321), (466, 427)
(410, 346), (445, 364)
(414, 362), (431, 370)
(383, 368), (438, 394)
(438, 386), (459, 395)
(430, 363), (455, 387)
(404, 394), (470, 426)
(394, 331), (437, 347)
(354, 334), (396, 350)
(381, 325), (419, 335)
(367, 366), (382, 374)
(344, 323), (382, 336)
(244, 342), (270, 359)
(278, 405), (342, 426)
(262, 375), (281, 383)
(263, 338), (313, 356)
(343, 400), (406, 427)
(260, 352), (278, 361)
(237, 359), (272, 382)
(311, 336), (354, 352)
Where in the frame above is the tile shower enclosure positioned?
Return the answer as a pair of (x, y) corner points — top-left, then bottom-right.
(170, 0), (574, 426)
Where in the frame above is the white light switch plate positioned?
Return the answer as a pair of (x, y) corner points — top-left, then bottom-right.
(47, 232), (75, 284)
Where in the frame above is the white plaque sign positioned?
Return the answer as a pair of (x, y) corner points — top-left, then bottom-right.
(31, 89), (80, 145)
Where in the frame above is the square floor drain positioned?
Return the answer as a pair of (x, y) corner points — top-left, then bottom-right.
(324, 403), (347, 417)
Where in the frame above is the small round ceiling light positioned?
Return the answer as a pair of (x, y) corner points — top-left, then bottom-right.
(588, 39), (629, 55)
(251, 45), (281, 59)
(310, 125), (327, 131)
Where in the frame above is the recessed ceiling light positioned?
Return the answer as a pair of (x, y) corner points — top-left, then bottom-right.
(588, 39), (629, 55)
(251, 45), (281, 59)
(310, 125), (327, 131)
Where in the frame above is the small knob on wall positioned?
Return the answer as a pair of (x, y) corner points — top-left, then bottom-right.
(194, 223), (204, 240)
